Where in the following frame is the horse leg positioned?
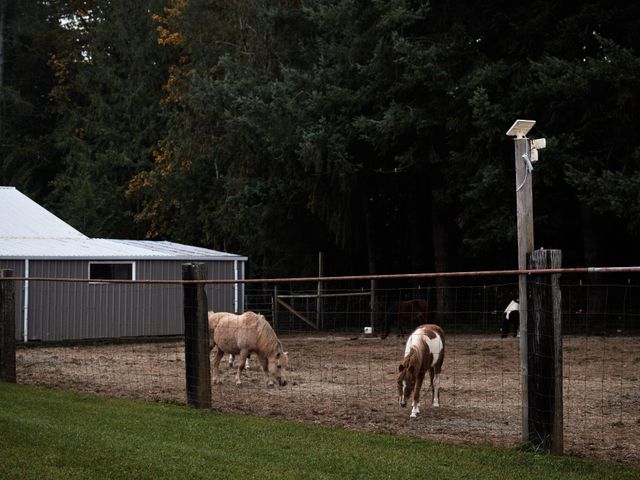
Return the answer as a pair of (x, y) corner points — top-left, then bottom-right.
(431, 367), (441, 407)
(235, 349), (249, 386)
(501, 317), (510, 338)
(228, 354), (250, 369)
(410, 374), (424, 418)
(512, 311), (520, 338)
(381, 311), (391, 339)
(257, 355), (273, 387)
(212, 349), (224, 384)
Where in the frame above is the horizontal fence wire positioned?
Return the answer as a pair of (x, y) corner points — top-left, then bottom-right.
(2, 270), (639, 466)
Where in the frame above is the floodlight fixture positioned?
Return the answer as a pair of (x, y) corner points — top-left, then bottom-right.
(506, 119), (536, 139)
(529, 137), (546, 162)
(531, 138), (546, 150)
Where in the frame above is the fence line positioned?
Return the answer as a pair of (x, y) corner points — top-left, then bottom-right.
(2, 264), (640, 285)
(1, 270), (639, 466)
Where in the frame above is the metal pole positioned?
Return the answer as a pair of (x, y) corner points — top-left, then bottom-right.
(22, 259), (29, 342)
(515, 136), (534, 442)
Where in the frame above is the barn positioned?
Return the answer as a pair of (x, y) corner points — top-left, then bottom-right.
(0, 186), (247, 342)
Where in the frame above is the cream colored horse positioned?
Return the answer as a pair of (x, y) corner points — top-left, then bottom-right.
(208, 311), (288, 387)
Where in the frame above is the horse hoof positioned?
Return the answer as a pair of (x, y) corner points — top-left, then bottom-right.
(409, 414), (418, 419)
(267, 382), (275, 388)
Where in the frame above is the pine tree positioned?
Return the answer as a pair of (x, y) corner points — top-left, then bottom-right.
(0, 1), (62, 200)
(49, 0), (169, 238)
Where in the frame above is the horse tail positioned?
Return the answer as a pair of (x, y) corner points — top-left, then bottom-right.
(207, 311), (217, 351)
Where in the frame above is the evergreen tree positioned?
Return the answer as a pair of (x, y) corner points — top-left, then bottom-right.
(40, 0), (640, 277)
(49, 0), (169, 238)
(0, 1), (62, 201)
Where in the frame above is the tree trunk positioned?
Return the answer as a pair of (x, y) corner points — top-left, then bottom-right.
(0, 0), (6, 136)
(431, 199), (451, 325)
(581, 204), (598, 267)
(362, 186), (377, 275)
(408, 174), (430, 279)
(580, 204), (604, 332)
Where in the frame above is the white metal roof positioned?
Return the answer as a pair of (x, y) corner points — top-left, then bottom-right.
(108, 240), (245, 260)
(0, 187), (246, 261)
(0, 238), (247, 260)
(0, 186), (87, 239)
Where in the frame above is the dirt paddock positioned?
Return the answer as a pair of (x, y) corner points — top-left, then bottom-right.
(16, 334), (640, 466)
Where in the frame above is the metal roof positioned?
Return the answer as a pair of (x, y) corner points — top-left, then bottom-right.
(0, 186), (87, 239)
(108, 240), (246, 260)
(0, 187), (246, 261)
(0, 238), (246, 260)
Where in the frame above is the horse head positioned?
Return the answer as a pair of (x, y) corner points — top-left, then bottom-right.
(267, 350), (289, 387)
(397, 353), (418, 408)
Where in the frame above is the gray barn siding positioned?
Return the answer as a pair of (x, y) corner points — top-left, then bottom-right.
(2, 259), (244, 342)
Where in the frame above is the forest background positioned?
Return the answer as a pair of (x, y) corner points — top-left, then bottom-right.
(1, 0), (639, 279)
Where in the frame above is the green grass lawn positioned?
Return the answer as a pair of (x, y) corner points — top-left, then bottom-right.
(0, 382), (637, 480)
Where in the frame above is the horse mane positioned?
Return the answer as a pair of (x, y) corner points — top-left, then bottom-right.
(208, 311), (226, 330)
(402, 325), (438, 372)
(401, 344), (426, 374)
(254, 313), (283, 357)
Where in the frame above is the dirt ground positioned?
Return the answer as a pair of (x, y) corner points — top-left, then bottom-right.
(16, 334), (640, 466)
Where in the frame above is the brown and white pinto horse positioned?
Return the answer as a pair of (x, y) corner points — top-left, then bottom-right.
(397, 324), (445, 418)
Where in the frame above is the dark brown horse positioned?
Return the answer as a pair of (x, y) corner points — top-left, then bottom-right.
(397, 324), (445, 418)
(381, 299), (428, 339)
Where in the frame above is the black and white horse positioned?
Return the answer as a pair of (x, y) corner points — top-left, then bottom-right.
(501, 299), (519, 338)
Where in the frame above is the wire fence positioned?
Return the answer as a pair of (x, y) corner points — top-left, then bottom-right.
(1, 270), (639, 466)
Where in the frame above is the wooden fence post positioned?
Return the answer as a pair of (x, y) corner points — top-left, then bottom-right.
(527, 249), (563, 454)
(183, 263), (211, 409)
(317, 251), (323, 329)
(370, 279), (376, 333)
(273, 285), (279, 330)
(0, 269), (16, 383)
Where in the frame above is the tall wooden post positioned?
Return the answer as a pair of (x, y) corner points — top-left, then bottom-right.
(527, 249), (563, 453)
(317, 251), (323, 329)
(514, 136), (534, 441)
(273, 285), (279, 330)
(0, 269), (16, 383)
(182, 263), (211, 409)
(370, 279), (376, 333)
